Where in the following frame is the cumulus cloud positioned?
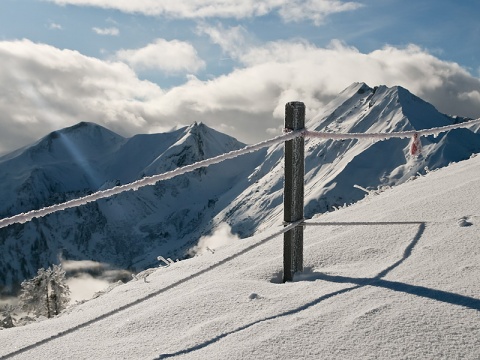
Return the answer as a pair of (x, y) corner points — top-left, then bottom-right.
(45, 0), (362, 24)
(169, 29), (480, 130)
(115, 39), (205, 73)
(1, 36), (480, 156)
(92, 26), (119, 36)
(48, 22), (63, 30)
(61, 259), (107, 271)
(196, 23), (251, 60)
(0, 39), (168, 154)
(67, 274), (110, 302)
(278, 0), (362, 25)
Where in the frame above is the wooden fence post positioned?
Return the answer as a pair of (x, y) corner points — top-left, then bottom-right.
(283, 101), (305, 282)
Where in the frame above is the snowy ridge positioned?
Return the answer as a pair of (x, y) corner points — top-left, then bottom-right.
(303, 116), (480, 139)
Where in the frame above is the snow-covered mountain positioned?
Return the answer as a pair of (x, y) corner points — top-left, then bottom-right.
(1, 82), (479, 294)
(219, 82), (480, 234)
(0, 121), (263, 293)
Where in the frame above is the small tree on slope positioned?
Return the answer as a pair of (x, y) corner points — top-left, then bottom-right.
(20, 267), (50, 318)
(48, 264), (70, 316)
(19, 265), (70, 318)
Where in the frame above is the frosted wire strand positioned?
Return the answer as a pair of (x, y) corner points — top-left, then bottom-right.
(1, 117), (480, 229)
(303, 117), (480, 140)
(0, 131), (301, 229)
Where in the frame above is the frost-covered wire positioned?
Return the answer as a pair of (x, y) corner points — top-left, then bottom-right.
(0, 131), (301, 229)
(303, 117), (480, 140)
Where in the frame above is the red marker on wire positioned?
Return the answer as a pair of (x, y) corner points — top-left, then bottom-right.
(410, 133), (422, 156)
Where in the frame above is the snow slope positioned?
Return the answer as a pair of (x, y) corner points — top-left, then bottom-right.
(1, 154), (479, 359)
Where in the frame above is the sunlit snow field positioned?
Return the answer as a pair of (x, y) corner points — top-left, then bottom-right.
(1, 152), (479, 359)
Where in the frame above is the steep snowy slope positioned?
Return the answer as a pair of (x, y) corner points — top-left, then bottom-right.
(1, 152), (479, 359)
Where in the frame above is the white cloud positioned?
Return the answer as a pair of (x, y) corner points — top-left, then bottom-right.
(278, 0), (363, 25)
(49, 22), (63, 30)
(459, 90), (480, 105)
(1, 37), (480, 156)
(92, 27), (119, 36)
(196, 23), (251, 60)
(61, 259), (106, 271)
(115, 39), (205, 73)
(0, 39), (168, 154)
(188, 223), (240, 256)
(67, 274), (110, 302)
(45, 0), (362, 24)
(152, 37), (480, 142)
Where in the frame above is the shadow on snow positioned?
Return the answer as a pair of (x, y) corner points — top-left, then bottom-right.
(2, 221), (478, 360)
(156, 222), (480, 359)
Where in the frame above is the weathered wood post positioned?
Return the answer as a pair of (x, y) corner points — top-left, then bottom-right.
(283, 101), (305, 282)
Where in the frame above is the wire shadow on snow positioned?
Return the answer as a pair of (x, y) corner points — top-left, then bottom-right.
(375, 222), (425, 278)
(156, 221), (424, 358)
(155, 284), (363, 359)
(299, 221), (480, 309)
(303, 221), (426, 278)
(301, 221), (480, 310)
(156, 221), (478, 359)
(306, 273), (480, 311)
(156, 278), (479, 360)
(0, 220), (303, 360)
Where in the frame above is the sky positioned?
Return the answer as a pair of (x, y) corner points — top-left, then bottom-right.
(1, 0), (480, 154)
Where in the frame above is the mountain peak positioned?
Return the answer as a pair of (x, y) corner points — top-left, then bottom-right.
(354, 82), (373, 94)
(387, 85), (452, 130)
(186, 121), (203, 135)
(124, 121), (245, 178)
(314, 83), (454, 133)
(178, 121), (244, 160)
(338, 82), (373, 98)
(55, 121), (124, 140)
(392, 84), (427, 106)
(2, 122), (126, 179)
(186, 121), (209, 134)
(62, 121), (95, 132)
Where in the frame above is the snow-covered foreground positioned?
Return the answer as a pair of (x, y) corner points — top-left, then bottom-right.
(1, 156), (480, 359)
